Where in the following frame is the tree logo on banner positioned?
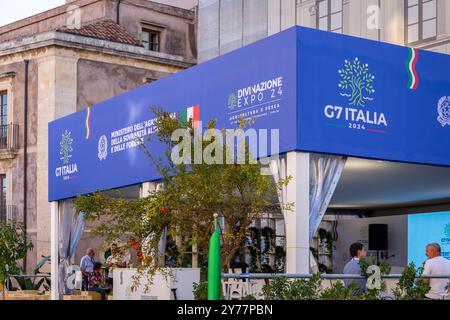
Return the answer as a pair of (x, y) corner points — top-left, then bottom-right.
(444, 223), (450, 238)
(338, 57), (375, 107)
(60, 130), (73, 165)
(228, 93), (237, 110)
(98, 135), (108, 161)
(437, 96), (450, 127)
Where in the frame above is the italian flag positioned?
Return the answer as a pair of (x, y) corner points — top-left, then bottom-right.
(85, 106), (91, 140)
(407, 48), (419, 90)
(181, 105), (200, 129)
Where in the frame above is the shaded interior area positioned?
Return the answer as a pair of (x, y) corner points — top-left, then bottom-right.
(329, 157), (450, 215)
(317, 157), (450, 275)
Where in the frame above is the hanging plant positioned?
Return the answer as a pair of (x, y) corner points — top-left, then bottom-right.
(325, 231), (334, 253)
(318, 228), (327, 240)
(261, 226), (275, 255)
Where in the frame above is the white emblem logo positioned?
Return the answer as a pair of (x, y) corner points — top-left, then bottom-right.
(437, 96), (450, 127)
(98, 135), (108, 161)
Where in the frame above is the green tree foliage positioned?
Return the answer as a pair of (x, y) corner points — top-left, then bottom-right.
(392, 262), (430, 300)
(73, 109), (291, 290)
(320, 281), (361, 300)
(193, 281), (225, 300)
(262, 274), (322, 300)
(0, 222), (33, 283)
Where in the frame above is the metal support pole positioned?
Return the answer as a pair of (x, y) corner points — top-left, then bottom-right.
(50, 201), (59, 300)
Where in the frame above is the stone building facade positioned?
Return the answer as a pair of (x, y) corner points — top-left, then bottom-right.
(0, 0), (196, 272)
(198, 0), (446, 63)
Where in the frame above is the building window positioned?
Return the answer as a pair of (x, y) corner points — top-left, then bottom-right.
(141, 28), (161, 52)
(0, 91), (7, 148)
(316, 0), (343, 33)
(406, 0), (437, 44)
(0, 91), (7, 126)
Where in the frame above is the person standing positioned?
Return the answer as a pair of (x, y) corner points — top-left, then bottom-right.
(422, 243), (450, 300)
(343, 242), (367, 293)
(105, 244), (127, 287)
(80, 248), (96, 291)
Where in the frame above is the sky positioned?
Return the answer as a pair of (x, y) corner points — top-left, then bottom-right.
(0, 0), (66, 27)
(0, 0), (197, 27)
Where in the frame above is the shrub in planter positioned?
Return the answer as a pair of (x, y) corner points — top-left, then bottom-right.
(262, 273), (322, 300)
(193, 281), (225, 300)
(193, 281), (208, 300)
(320, 281), (361, 300)
(392, 262), (430, 300)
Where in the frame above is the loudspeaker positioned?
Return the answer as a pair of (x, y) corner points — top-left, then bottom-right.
(369, 224), (388, 251)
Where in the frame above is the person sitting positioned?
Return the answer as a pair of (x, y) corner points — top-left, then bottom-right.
(422, 243), (450, 300)
(343, 242), (367, 294)
(88, 262), (109, 300)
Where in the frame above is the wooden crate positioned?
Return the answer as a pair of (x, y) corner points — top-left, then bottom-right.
(4, 290), (50, 300)
(81, 291), (102, 299)
(35, 294), (50, 300)
(5, 290), (39, 297)
(5, 296), (37, 300)
(63, 291), (102, 300)
(5, 291), (39, 300)
(63, 295), (92, 300)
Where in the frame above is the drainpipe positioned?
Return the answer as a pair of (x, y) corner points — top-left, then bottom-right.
(23, 60), (29, 272)
(116, 0), (122, 25)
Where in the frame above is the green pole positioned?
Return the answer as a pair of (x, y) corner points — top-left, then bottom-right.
(207, 213), (221, 300)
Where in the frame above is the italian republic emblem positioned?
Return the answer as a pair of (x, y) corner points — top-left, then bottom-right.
(437, 96), (450, 127)
(98, 135), (108, 161)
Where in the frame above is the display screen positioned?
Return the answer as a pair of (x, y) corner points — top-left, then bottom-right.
(408, 211), (450, 267)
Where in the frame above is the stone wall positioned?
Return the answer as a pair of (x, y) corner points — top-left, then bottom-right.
(77, 58), (170, 110)
(0, 0), (108, 43)
(0, 60), (39, 271)
(112, 0), (197, 59)
(0, 0), (197, 60)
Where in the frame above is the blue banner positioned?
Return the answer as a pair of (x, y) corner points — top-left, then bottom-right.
(297, 28), (450, 165)
(48, 28), (298, 201)
(49, 27), (450, 201)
